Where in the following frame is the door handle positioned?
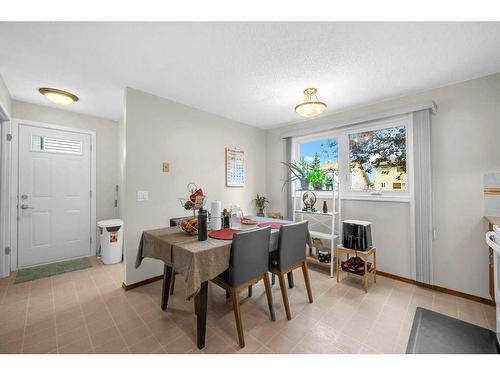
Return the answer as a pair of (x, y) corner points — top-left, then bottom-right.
(20, 204), (34, 210)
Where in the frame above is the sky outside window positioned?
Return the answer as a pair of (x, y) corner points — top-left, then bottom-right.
(299, 138), (338, 165)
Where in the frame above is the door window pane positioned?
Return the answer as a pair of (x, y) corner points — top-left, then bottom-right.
(31, 135), (82, 155)
(349, 125), (406, 191)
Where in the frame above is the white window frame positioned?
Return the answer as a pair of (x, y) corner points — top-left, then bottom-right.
(292, 114), (412, 202)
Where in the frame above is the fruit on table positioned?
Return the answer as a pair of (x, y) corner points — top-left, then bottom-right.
(181, 218), (198, 233)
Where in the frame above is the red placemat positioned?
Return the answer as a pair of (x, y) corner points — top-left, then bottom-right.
(257, 222), (284, 229)
(208, 228), (239, 240)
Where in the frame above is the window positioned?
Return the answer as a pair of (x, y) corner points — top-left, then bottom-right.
(348, 124), (407, 191)
(297, 137), (338, 191)
(31, 135), (83, 155)
(293, 115), (410, 201)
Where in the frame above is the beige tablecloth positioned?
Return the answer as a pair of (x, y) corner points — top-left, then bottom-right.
(136, 220), (313, 299)
(135, 227), (232, 299)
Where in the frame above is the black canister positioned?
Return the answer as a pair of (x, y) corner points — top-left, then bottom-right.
(222, 208), (230, 229)
(198, 208), (208, 241)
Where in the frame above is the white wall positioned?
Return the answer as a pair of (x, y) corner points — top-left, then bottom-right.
(117, 117), (126, 220)
(0, 74), (11, 118)
(12, 100), (119, 222)
(266, 73), (500, 299)
(0, 74), (11, 278)
(123, 88), (267, 285)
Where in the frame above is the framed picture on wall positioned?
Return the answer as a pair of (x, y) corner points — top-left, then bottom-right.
(225, 147), (245, 187)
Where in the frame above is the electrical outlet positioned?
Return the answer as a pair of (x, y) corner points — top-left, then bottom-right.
(162, 162), (170, 172)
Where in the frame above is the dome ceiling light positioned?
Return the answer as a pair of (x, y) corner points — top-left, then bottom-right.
(39, 87), (79, 105)
(294, 87), (327, 118)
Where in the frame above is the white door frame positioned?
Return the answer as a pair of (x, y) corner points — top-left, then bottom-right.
(0, 101), (11, 278)
(9, 118), (96, 271)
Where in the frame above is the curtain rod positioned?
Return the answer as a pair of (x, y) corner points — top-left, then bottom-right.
(281, 101), (437, 139)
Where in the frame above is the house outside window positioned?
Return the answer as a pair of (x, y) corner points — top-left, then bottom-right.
(348, 124), (407, 191)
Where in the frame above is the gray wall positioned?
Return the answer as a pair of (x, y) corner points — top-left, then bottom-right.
(266, 73), (500, 299)
(123, 88), (267, 285)
(12, 100), (119, 222)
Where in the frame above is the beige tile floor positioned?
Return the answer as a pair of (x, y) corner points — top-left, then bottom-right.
(0, 258), (496, 354)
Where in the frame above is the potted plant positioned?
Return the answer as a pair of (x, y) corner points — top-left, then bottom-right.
(306, 167), (326, 191)
(281, 158), (310, 191)
(253, 194), (270, 217)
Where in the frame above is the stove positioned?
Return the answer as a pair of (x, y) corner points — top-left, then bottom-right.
(485, 225), (500, 344)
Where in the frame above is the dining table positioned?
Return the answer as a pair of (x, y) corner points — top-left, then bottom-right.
(135, 215), (310, 349)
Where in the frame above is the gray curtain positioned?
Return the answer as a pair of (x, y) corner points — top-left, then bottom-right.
(412, 109), (433, 283)
(284, 137), (293, 221)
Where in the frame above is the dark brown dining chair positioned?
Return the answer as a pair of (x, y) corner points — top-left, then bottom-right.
(211, 227), (275, 348)
(269, 220), (313, 320)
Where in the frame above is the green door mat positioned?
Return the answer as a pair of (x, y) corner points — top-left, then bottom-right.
(15, 257), (93, 284)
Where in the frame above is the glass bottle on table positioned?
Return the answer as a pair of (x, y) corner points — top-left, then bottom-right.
(230, 206), (242, 230)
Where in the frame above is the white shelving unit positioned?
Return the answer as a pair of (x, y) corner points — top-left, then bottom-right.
(292, 177), (341, 277)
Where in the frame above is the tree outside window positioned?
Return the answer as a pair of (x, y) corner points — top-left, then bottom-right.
(349, 125), (407, 191)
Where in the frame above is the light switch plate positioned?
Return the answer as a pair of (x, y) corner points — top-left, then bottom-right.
(137, 191), (149, 201)
(162, 162), (170, 172)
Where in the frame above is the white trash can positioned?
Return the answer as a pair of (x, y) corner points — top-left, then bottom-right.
(97, 219), (124, 265)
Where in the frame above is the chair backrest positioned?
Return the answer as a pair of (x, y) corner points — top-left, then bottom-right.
(277, 220), (309, 270)
(227, 226), (271, 287)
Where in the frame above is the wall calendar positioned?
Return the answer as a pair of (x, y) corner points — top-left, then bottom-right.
(225, 147), (245, 187)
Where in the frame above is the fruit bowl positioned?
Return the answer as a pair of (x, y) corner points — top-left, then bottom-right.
(180, 218), (198, 235)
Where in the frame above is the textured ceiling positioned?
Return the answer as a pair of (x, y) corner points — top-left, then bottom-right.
(1, 22), (500, 128)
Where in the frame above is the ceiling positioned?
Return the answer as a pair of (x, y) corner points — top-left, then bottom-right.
(1, 22), (500, 128)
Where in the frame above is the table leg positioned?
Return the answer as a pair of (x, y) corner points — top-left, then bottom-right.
(336, 250), (340, 283)
(287, 271), (294, 288)
(363, 257), (368, 292)
(195, 281), (208, 349)
(161, 265), (173, 310)
(373, 250), (377, 283)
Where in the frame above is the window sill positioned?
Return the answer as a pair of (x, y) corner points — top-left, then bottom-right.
(292, 191), (410, 203)
(341, 193), (410, 203)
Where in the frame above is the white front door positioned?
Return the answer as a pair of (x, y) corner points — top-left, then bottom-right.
(18, 124), (92, 267)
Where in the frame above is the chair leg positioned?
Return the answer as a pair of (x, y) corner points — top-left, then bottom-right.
(263, 273), (276, 321)
(287, 271), (294, 288)
(277, 272), (292, 320)
(247, 285), (252, 298)
(230, 288), (245, 348)
(271, 273), (275, 285)
(170, 271), (176, 295)
(301, 262), (313, 303)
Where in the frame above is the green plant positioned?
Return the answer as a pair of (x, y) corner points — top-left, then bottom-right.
(281, 158), (310, 191)
(253, 194), (270, 213)
(306, 167), (327, 187)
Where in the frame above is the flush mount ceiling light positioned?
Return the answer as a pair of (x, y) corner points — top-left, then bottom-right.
(39, 87), (79, 105)
(294, 87), (327, 118)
